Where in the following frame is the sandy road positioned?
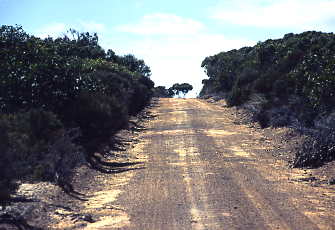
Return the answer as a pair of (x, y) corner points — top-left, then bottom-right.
(84, 98), (335, 230)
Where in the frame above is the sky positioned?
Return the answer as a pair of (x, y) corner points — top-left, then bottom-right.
(1, 0), (335, 97)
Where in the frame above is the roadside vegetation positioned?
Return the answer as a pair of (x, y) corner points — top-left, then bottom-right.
(0, 25), (154, 206)
(153, 86), (175, 98)
(200, 31), (335, 168)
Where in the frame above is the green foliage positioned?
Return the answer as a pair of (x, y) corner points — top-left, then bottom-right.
(0, 110), (67, 183)
(0, 24), (154, 201)
(170, 83), (193, 97)
(153, 86), (174, 98)
(201, 31), (335, 167)
(201, 31), (335, 122)
(106, 52), (151, 77)
(293, 128), (335, 168)
(227, 83), (250, 106)
(68, 92), (128, 141)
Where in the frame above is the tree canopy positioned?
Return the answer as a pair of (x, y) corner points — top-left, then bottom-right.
(170, 83), (193, 97)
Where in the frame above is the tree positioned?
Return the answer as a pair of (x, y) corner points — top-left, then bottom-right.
(170, 83), (193, 97)
(117, 54), (151, 77)
(179, 83), (193, 97)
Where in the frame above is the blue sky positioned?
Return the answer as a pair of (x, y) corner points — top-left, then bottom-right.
(2, 0), (335, 97)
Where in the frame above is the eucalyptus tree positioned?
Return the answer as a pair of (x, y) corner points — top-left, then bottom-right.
(170, 83), (193, 97)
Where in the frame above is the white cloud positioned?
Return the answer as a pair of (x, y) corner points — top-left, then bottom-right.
(35, 15), (255, 98)
(35, 23), (67, 38)
(135, 35), (253, 97)
(78, 21), (106, 33)
(111, 14), (255, 97)
(116, 13), (204, 35)
(211, 0), (335, 31)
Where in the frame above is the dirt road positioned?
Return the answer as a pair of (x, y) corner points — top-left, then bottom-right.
(75, 98), (335, 229)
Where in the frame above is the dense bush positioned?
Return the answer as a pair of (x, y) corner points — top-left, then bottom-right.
(67, 92), (128, 145)
(293, 112), (335, 168)
(0, 25), (154, 202)
(152, 86), (174, 98)
(293, 128), (335, 168)
(0, 110), (70, 186)
(200, 31), (335, 167)
(201, 31), (335, 115)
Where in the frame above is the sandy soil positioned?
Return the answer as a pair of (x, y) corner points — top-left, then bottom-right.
(2, 98), (334, 229)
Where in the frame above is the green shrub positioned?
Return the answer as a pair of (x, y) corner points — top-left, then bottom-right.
(227, 84), (250, 106)
(293, 128), (335, 168)
(0, 110), (66, 203)
(201, 31), (335, 125)
(0, 110), (63, 177)
(0, 111), (84, 193)
(153, 86), (173, 98)
(0, 119), (18, 202)
(129, 81), (153, 115)
(0, 25), (154, 200)
(201, 31), (335, 167)
(67, 93), (128, 143)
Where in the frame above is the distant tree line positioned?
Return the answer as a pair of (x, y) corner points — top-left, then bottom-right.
(200, 31), (335, 168)
(0, 25), (154, 202)
(153, 83), (193, 98)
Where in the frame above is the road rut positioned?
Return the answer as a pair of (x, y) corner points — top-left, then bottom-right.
(85, 98), (335, 230)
